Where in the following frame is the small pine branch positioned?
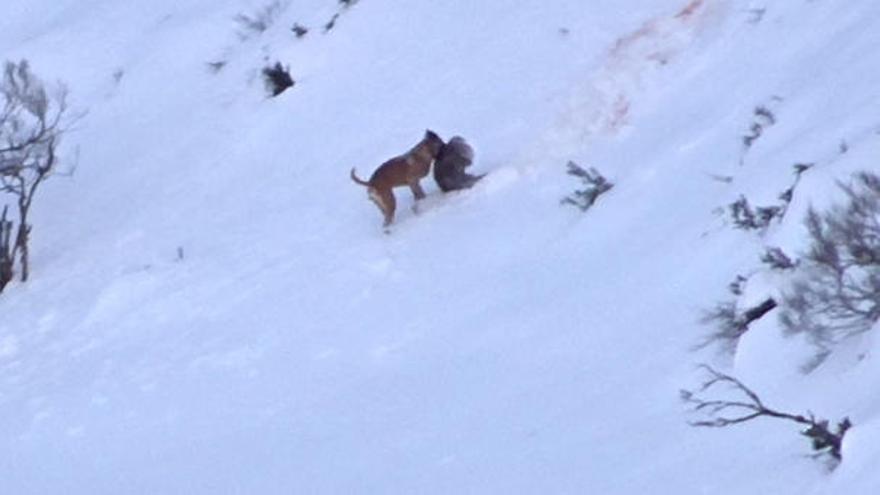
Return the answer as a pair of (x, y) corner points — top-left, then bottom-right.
(561, 161), (613, 212)
(292, 23), (309, 38)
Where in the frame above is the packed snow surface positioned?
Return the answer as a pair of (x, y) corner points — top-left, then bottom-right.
(2, 0), (880, 493)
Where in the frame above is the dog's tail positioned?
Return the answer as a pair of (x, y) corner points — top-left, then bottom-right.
(350, 167), (371, 187)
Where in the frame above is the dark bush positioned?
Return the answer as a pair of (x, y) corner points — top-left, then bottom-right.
(262, 62), (295, 97)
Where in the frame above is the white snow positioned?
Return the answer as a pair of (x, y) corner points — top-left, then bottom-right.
(2, 0), (880, 493)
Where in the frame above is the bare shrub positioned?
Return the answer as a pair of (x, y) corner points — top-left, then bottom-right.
(729, 164), (811, 232)
(746, 8), (766, 24)
(0, 60), (76, 292)
(698, 297), (777, 352)
(728, 274), (747, 296)
(206, 60), (228, 74)
(779, 172), (880, 368)
(292, 23), (308, 38)
(234, 1), (284, 40)
(729, 195), (783, 230)
(324, 0), (360, 33)
(682, 365), (851, 467)
(324, 13), (341, 33)
(742, 105), (776, 149)
(697, 272), (779, 353)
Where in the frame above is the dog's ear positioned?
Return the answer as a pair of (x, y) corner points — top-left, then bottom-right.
(425, 129), (442, 142)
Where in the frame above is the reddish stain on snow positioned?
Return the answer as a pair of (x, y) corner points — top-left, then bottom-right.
(675, 0), (704, 20)
(600, 0), (708, 134)
(606, 95), (631, 131)
(610, 21), (658, 57)
(612, 0), (706, 56)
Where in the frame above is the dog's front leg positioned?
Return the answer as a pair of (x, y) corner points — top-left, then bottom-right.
(410, 181), (427, 215)
(409, 181), (426, 201)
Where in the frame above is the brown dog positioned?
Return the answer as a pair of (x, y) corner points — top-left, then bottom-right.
(351, 130), (445, 227)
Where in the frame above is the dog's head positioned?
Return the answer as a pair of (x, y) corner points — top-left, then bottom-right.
(422, 129), (445, 157)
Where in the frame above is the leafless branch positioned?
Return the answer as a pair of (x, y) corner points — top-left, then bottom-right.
(682, 365), (851, 462)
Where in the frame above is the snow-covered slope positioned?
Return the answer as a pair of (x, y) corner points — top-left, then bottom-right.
(2, 0), (880, 493)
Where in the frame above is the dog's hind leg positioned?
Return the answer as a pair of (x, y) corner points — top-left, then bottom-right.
(369, 188), (396, 227)
(383, 190), (397, 226)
